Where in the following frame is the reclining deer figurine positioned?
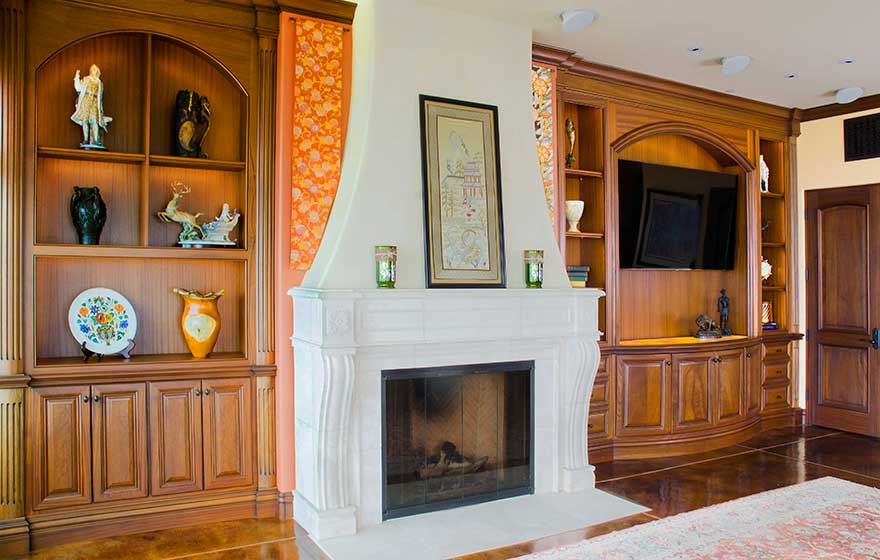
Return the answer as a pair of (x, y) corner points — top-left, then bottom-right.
(156, 182), (203, 241)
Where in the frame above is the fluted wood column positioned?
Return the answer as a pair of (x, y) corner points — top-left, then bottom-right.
(0, 0), (29, 554)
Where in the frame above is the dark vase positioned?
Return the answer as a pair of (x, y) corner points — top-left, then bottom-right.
(70, 186), (107, 245)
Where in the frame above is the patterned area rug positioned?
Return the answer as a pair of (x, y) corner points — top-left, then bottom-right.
(517, 477), (880, 559)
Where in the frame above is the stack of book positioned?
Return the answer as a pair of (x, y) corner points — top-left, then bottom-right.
(567, 265), (590, 288)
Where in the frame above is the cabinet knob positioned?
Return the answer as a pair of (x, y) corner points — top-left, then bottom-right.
(82, 395), (89, 403)
(204, 389), (210, 395)
(746, 353), (752, 358)
(195, 389), (202, 397)
(93, 395), (100, 402)
(587, 423), (594, 429)
(665, 360), (672, 366)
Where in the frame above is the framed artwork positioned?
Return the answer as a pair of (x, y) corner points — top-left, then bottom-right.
(419, 95), (506, 288)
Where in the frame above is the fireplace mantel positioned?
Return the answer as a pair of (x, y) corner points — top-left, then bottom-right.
(289, 287), (604, 540)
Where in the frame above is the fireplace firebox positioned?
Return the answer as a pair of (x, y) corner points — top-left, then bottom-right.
(382, 361), (534, 520)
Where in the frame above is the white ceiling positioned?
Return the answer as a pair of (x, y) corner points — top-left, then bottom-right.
(428, 0), (880, 109)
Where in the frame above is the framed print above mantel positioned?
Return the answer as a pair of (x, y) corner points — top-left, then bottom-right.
(419, 95), (506, 288)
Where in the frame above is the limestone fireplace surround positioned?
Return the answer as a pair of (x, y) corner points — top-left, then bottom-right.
(289, 287), (605, 541)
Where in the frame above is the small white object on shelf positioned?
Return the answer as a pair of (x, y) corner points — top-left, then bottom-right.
(760, 155), (770, 193)
(565, 200), (585, 233)
(68, 287), (137, 358)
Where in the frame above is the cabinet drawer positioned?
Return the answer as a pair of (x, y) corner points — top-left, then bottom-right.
(762, 384), (791, 410)
(590, 377), (609, 404)
(763, 362), (790, 384)
(588, 411), (608, 437)
(764, 343), (790, 362)
(597, 356), (609, 374)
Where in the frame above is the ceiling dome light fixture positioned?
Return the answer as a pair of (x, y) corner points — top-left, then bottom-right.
(836, 86), (864, 104)
(721, 55), (751, 75)
(560, 9), (598, 33)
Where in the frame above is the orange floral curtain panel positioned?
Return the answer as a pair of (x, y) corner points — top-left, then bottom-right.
(289, 19), (346, 269)
(531, 64), (557, 232)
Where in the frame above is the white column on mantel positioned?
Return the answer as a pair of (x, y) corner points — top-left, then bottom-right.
(289, 288), (604, 540)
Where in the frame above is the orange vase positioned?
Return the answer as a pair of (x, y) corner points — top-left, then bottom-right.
(173, 288), (224, 358)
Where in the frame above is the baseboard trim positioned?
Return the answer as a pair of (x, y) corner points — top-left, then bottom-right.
(277, 491), (294, 520)
(0, 519), (30, 556)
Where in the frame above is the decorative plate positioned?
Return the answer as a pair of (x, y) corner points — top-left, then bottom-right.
(68, 288), (138, 355)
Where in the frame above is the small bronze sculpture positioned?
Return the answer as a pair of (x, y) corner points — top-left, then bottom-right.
(565, 117), (576, 168)
(70, 186), (106, 245)
(695, 314), (722, 339)
(718, 288), (732, 336)
(175, 90), (211, 158)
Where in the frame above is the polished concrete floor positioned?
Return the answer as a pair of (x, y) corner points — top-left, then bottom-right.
(16, 426), (880, 560)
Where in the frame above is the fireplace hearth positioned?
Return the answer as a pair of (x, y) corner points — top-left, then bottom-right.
(382, 361), (534, 519)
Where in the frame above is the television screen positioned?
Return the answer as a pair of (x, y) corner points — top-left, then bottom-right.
(618, 159), (738, 270)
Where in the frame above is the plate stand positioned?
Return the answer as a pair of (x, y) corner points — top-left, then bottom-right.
(81, 339), (136, 362)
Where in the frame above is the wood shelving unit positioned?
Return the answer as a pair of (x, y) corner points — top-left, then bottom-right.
(759, 137), (790, 331)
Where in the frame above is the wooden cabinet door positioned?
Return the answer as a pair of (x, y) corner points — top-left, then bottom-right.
(746, 344), (762, 413)
(31, 386), (92, 510)
(716, 349), (745, 424)
(149, 380), (203, 496)
(616, 354), (671, 436)
(672, 352), (713, 432)
(806, 187), (880, 436)
(202, 378), (254, 490)
(92, 383), (148, 502)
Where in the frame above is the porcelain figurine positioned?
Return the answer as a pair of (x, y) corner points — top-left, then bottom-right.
(198, 203), (240, 246)
(175, 90), (211, 158)
(565, 117), (576, 168)
(71, 64), (112, 150)
(761, 257), (773, 286)
(760, 155), (770, 193)
(157, 182), (204, 242)
(173, 288), (224, 358)
(565, 200), (585, 233)
(70, 186), (106, 245)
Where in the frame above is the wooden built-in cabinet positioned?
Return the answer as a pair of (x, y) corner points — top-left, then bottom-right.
(202, 378), (253, 490)
(617, 354), (671, 437)
(149, 381), (204, 496)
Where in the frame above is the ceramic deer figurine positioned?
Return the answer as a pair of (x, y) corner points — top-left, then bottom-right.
(156, 182), (203, 241)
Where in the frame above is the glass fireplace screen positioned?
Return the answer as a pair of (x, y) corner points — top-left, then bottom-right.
(382, 361), (534, 520)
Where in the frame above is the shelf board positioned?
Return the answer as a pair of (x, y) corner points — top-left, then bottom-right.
(35, 352), (247, 370)
(761, 241), (786, 248)
(762, 285), (786, 292)
(149, 154), (246, 171)
(564, 168), (603, 179)
(761, 191), (785, 200)
(565, 231), (605, 239)
(619, 335), (748, 347)
(38, 146), (146, 164)
(32, 244), (249, 260)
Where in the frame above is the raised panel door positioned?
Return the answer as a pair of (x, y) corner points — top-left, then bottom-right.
(746, 344), (762, 413)
(31, 386), (92, 510)
(92, 383), (148, 502)
(149, 380), (203, 496)
(616, 354), (671, 436)
(672, 352), (712, 432)
(716, 349), (745, 424)
(202, 378), (254, 490)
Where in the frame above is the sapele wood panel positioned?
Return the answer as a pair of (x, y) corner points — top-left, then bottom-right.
(34, 256), (245, 359)
(672, 352), (712, 431)
(616, 354), (671, 436)
(35, 157), (141, 245)
(202, 377), (253, 490)
(149, 380), (203, 496)
(716, 349), (745, 424)
(149, 37), (245, 162)
(36, 33), (146, 154)
(91, 382), (148, 502)
(746, 344), (762, 413)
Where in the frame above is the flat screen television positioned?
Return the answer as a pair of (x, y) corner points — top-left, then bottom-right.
(618, 159), (738, 270)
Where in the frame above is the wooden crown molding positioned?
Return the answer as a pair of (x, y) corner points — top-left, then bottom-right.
(533, 42), (794, 125)
(801, 93), (880, 122)
(276, 0), (356, 24)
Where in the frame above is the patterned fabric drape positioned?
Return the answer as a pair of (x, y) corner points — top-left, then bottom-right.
(290, 19), (345, 269)
(531, 65), (557, 231)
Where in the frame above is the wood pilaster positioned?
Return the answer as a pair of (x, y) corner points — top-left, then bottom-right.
(256, 375), (277, 490)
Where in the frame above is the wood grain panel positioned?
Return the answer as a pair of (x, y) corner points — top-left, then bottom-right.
(616, 354), (670, 436)
(672, 352), (712, 431)
(618, 134), (724, 171)
(203, 377), (253, 490)
(91, 382), (147, 502)
(818, 345), (868, 412)
(150, 37), (245, 161)
(36, 33), (145, 153)
(149, 380), (202, 496)
(0, 389), (25, 519)
(35, 158), (141, 245)
(256, 375), (276, 490)
(746, 344), (762, 413)
(716, 349), (744, 424)
(614, 105), (749, 157)
(818, 205), (869, 331)
(34, 256), (245, 359)
(31, 385), (91, 510)
(148, 166), (245, 248)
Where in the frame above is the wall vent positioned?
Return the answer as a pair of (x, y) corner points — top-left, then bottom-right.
(844, 113), (880, 161)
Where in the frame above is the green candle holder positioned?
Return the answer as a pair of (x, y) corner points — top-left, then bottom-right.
(375, 245), (397, 288)
(524, 249), (544, 289)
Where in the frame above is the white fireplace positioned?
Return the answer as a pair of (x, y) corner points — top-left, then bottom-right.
(290, 287), (604, 540)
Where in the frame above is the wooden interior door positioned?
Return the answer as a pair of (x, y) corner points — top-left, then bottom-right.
(672, 351), (712, 432)
(715, 349), (745, 424)
(806, 186), (880, 436)
(202, 378), (254, 490)
(31, 386), (92, 510)
(616, 354), (671, 436)
(149, 380), (203, 496)
(92, 383), (148, 502)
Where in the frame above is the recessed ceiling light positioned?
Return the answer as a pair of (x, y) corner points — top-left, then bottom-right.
(836, 86), (864, 104)
(840, 58), (856, 65)
(560, 9), (598, 33)
(687, 46), (703, 53)
(784, 73), (798, 79)
(721, 55), (751, 75)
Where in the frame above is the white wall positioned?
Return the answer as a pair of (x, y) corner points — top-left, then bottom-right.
(796, 107), (880, 405)
(303, 0), (568, 289)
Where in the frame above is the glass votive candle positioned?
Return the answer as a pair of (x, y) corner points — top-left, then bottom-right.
(375, 245), (397, 288)
(524, 249), (544, 288)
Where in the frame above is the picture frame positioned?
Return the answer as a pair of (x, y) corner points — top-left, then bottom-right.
(419, 95), (506, 288)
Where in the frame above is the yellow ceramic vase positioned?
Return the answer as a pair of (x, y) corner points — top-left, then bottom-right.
(173, 288), (224, 358)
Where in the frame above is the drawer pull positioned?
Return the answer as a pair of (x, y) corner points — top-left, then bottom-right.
(588, 423), (594, 429)
(775, 394), (783, 400)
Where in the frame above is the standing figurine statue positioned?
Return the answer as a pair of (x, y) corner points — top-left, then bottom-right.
(565, 117), (576, 168)
(71, 64), (112, 150)
(717, 288), (732, 336)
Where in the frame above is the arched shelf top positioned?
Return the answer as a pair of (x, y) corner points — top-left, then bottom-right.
(611, 121), (755, 173)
